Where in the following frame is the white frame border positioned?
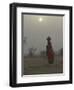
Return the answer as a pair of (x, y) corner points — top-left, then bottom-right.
(16, 7), (70, 84)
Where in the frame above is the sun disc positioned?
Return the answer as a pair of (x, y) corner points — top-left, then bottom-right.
(38, 17), (43, 22)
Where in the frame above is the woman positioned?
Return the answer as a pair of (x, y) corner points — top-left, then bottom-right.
(46, 37), (54, 64)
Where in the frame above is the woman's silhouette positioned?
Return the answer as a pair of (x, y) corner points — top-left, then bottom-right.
(46, 36), (54, 64)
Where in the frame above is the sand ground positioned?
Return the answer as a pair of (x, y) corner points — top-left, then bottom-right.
(23, 55), (63, 75)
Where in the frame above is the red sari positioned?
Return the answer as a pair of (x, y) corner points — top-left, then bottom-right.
(48, 49), (54, 60)
(47, 47), (54, 64)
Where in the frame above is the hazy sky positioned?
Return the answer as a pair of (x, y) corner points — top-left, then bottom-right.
(22, 14), (63, 55)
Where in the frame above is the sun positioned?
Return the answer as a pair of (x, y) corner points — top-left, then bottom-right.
(38, 17), (43, 22)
